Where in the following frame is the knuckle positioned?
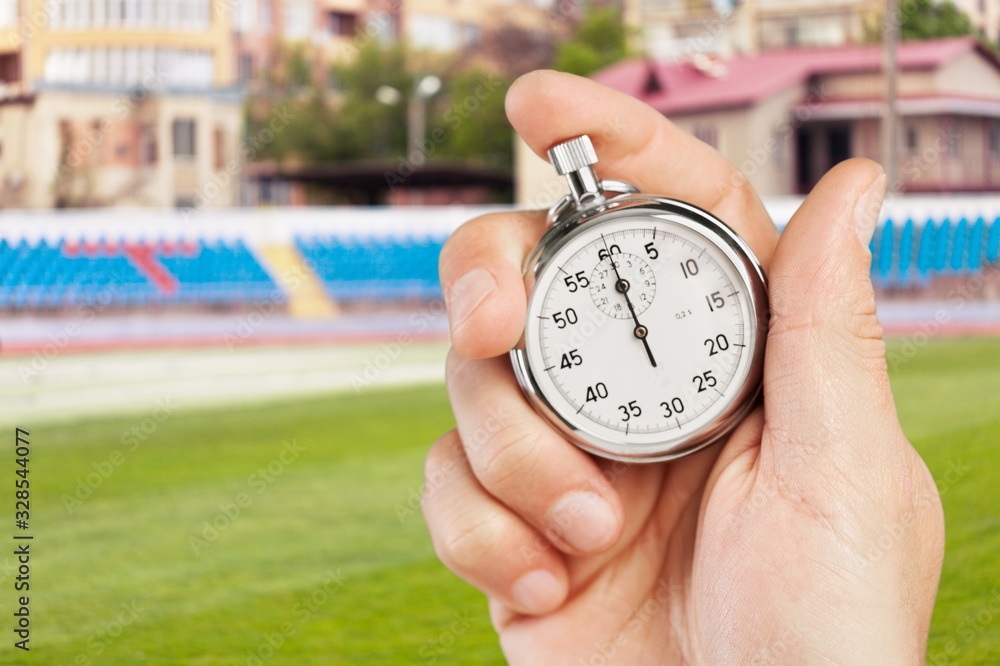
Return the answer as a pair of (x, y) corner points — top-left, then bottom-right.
(472, 419), (544, 491)
(424, 430), (462, 495)
(707, 163), (757, 217)
(436, 511), (504, 573)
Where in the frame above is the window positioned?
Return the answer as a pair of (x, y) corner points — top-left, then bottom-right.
(946, 118), (961, 157)
(234, 0), (256, 33)
(326, 10), (357, 37)
(990, 122), (1000, 160)
(372, 13), (396, 45)
(0, 0), (17, 29)
(172, 118), (196, 158)
(283, 1), (313, 40)
(213, 126), (225, 170)
(460, 22), (481, 48)
(408, 14), (458, 51)
(48, 0), (210, 31)
(42, 47), (214, 88)
(0, 53), (19, 83)
(139, 124), (157, 165)
(238, 53), (254, 82)
(905, 123), (918, 154)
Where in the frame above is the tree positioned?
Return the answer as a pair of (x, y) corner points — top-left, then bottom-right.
(433, 68), (513, 169)
(553, 6), (630, 77)
(248, 42), (411, 163)
(898, 0), (973, 40)
(245, 43), (515, 173)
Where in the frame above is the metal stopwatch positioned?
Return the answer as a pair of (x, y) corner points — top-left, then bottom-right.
(510, 135), (769, 463)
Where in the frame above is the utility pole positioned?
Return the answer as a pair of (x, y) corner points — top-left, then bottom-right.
(883, 0), (900, 192)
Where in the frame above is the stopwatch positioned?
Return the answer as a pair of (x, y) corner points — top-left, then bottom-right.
(510, 135), (768, 463)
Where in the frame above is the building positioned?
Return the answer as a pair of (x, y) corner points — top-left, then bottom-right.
(624, 0), (883, 59)
(231, 0), (400, 88)
(953, 0), (1000, 43)
(401, 0), (567, 54)
(230, 0), (568, 87)
(0, 0), (245, 209)
(0, 0), (572, 209)
(516, 37), (1000, 203)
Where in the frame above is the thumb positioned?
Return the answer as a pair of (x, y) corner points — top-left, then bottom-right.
(762, 158), (902, 469)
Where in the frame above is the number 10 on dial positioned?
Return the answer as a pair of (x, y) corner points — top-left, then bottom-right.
(511, 136), (768, 463)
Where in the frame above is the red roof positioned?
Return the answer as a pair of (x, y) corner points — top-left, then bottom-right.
(591, 37), (994, 115)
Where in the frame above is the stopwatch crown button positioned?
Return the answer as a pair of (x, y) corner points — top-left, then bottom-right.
(548, 136), (599, 175)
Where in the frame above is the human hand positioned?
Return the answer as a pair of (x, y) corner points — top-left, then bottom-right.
(423, 70), (944, 664)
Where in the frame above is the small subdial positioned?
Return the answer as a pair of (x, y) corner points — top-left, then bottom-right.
(589, 252), (657, 319)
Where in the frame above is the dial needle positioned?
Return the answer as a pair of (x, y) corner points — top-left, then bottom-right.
(602, 235), (657, 368)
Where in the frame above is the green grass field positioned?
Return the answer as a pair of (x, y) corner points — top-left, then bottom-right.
(3, 337), (999, 664)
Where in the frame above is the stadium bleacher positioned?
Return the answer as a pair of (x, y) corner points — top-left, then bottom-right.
(295, 235), (444, 303)
(870, 215), (1000, 287)
(0, 238), (280, 310)
(0, 208), (998, 312)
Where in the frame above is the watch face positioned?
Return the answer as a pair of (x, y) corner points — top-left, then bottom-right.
(516, 204), (766, 462)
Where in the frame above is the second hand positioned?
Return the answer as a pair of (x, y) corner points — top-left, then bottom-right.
(602, 235), (658, 368)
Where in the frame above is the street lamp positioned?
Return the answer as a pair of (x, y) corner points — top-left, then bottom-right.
(376, 75), (442, 157)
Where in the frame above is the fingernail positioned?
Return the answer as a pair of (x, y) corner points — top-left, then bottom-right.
(446, 268), (497, 332)
(511, 569), (563, 614)
(854, 172), (887, 249)
(549, 491), (619, 553)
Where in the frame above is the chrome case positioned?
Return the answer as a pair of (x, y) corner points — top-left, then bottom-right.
(510, 190), (769, 463)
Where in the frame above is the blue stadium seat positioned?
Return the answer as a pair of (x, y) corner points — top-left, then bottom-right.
(968, 217), (985, 272)
(295, 234), (445, 303)
(933, 218), (951, 273)
(988, 216), (1000, 263)
(950, 218), (969, 274)
(897, 219), (915, 286)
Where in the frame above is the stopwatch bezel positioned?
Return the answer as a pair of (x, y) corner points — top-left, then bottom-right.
(510, 194), (769, 463)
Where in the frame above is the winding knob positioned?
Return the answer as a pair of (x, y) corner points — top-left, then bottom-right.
(548, 135), (599, 176)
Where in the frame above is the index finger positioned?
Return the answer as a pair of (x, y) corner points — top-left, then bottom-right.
(441, 70), (779, 359)
(506, 70), (778, 263)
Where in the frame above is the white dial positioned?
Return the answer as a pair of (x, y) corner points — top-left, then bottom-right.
(521, 213), (761, 459)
